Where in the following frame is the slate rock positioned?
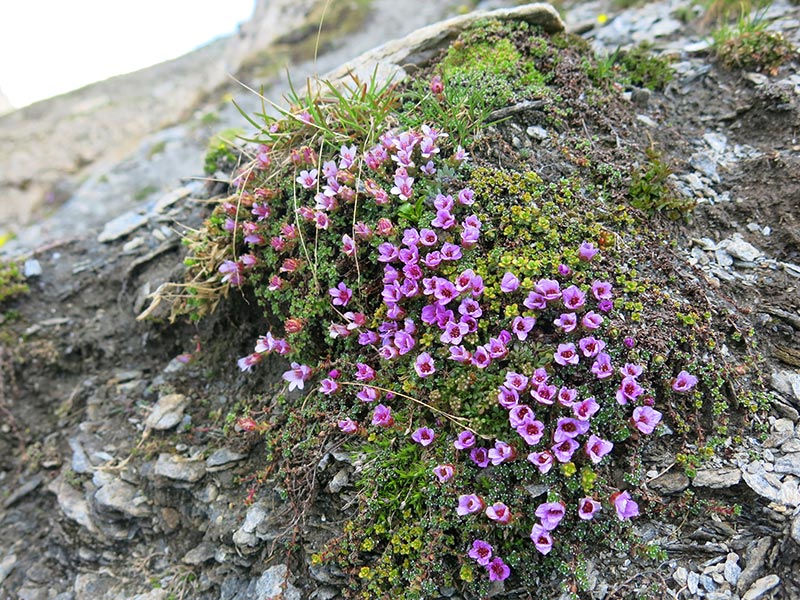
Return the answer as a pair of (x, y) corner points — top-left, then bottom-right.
(255, 565), (301, 600)
(774, 453), (800, 477)
(724, 553), (742, 587)
(738, 537), (772, 594)
(650, 471), (690, 494)
(145, 393), (189, 431)
(47, 474), (98, 534)
(205, 448), (247, 471)
(771, 371), (800, 404)
(743, 574), (780, 600)
(693, 467), (742, 488)
(724, 235), (763, 262)
(742, 462), (782, 502)
(153, 453), (205, 483)
(181, 542), (217, 565)
(97, 211), (148, 243)
(94, 478), (151, 518)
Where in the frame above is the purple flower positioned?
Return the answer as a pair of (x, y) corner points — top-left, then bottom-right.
(440, 242), (462, 261)
(358, 331), (379, 346)
(237, 353), (261, 372)
(557, 387), (578, 407)
(431, 208), (456, 230)
(354, 363), (375, 382)
(219, 260), (243, 285)
(338, 418), (358, 434)
(411, 426), (435, 446)
(282, 363), (312, 391)
(471, 346), (491, 369)
(623, 336), (635, 348)
(500, 272), (520, 293)
(486, 502), (512, 524)
(578, 241), (599, 262)
(394, 331), (416, 355)
(598, 299), (614, 313)
(554, 343), (579, 366)
(581, 311), (603, 330)
(377, 242), (399, 263)
(454, 430), (476, 450)
(553, 417), (590, 442)
(554, 312), (578, 333)
(615, 376), (645, 405)
(458, 297), (482, 319)
(371, 404), (394, 427)
(488, 441), (516, 465)
(552, 438), (579, 463)
(572, 397), (600, 421)
(528, 450), (554, 473)
(296, 169), (318, 189)
(672, 370), (698, 392)
(497, 385), (520, 409)
(534, 279), (561, 302)
(632, 406), (662, 434)
(339, 144), (357, 169)
(486, 337), (508, 359)
(516, 420), (545, 446)
(578, 336), (606, 358)
(591, 280), (613, 301)
(511, 316), (536, 341)
(487, 557), (510, 582)
(448, 345), (472, 364)
(585, 435), (614, 464)
(562, 285), (586, 310)
(504, 371), (529, 392)
(391, 168), (414, 200)
(460, 225), (480, 248)
(433, 464), (455, 483)
(530, 523), (554, 555)
(453, 145), (469, 163)
(578, 497), (601, 520)
(468, 540), (493, 566)
(319, 378), (340, 395)
(458, 188), (475, 205)
(530, 383), (557, 406)
(612, 491), (640, 520)
(457, 494), (485, 516)
(535, 501), (566, 531)
(531, 367), (548, 386)
(470, 447), (490, 468)
(440, 320), (469, 345)
(621, 363), (644, 378)
(356, 386), (379, 403)
(558, 263), (571, 276)
(414, 352), (436, 378)
(524, 292), (547, 310)
(430, 75), (444, 94)
(508, 404), (534, 427)
(591, 353), (613, 379)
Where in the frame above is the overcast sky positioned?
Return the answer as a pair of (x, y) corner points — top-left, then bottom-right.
(0, 0), (254, 108)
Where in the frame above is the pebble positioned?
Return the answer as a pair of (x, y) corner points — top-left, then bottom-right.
(742, 461), (783, 502)
(743, 574), (780, 600)
(690, 151), (719, 181)
(774, 453), (800, 477)
(3, 473), (44, 509)
(738, 537), (772, 594)
(97, 211), (149, 243)
(153, 453), (206, 482)
(688, 570), (700, 594)
(327, 468), (350, 493)
(94, 477), (151, 518)
(771, 371), (800, 404)
(254, 565), (301, 600)
(205, 448), (247, 471)
(791, 512), (800, 545)
(0, 553), (16, 586)
(526, 125), (548, 141)
(181, 542), (217, 565)
(23, 259), (42, 277)
(724, 235), (763, 262)
(69, 438), (92, 474)
(703, 132), (727, 154)
(650, 470), (690, 494)
(145, 394), (189, 431)
(693, 467), (742, 489)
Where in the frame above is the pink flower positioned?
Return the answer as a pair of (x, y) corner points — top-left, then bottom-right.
(430, 75), (444, 94)
(591, 353), (613, 379)
(458, 188), (475, 205)
(558, 387), (578, 407)
(554, 312), (577, 333)
(296, 169), (318, 189)
(531, 367), (549, 386)
(356, 386), (379, 403)
(433, 464), (455, 483)
(578, 336), (606, 358)
(572, 397), (600, 421)
(528, 450), (554, 473)
(516, 420), (545, 446)
(500, 272), (520, 293)
(581, 311), (603, 330)
(371, 404), (394, 427)
(457, 494), (485, 516)
(611, 491), (640, 520)
(591, 280), (613, 301)
(414, 352), (436, 378)
(511, 316), (536, 341)
(497, 385), (520, 409)
(329, 282), (353, 306)
(282, 362), (312, 392)
(585, 435), (613, 464)
(319, 378), (340, 395)
(524, 291), (547, 310)
(390, 168), (414, 200)
(470, 447), (490, 468)
(562, 285), (586, 310)
(554, 343), (579, 366)
(530, 523), (554, 555)
(552, 438), (579, 463)
(672, 370), (698, 392)
(534, 279), (561, 302)
(578, 241), (599, 261)
(454, 430), (476, 450)
(468, 539), (493, 566)
(535, 501), (566, 530)
(578, 497), (601, 520)
(471, 346), (492, 369)
(620, 363), (644, 378)
(339, 144), (357, 170)
(488, 441), (516, 465)
(237, 353), (261, 372)
(338, 418), (358, 434)
(487, 557), (510, 582)
(530, 383), (557, 406)
(553, 417), (590, 442)
(615, 376), (645, 405)
(509, 404), (534, 427)
(411, 426), (435, 446)
(631, 406), (662, 434)
(486, 502), (512, 524)
(449, 345), (472, 364)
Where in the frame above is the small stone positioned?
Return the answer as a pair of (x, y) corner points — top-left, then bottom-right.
(690, 151), (719, 181)
(779, 476), (800, 507)
(650, 471), (690, 494)
(0, 553), (16, 586)
(738, 537), (772, 594)
(328, 468), (349, 493)
(122, 237), (145, 253)
(23, 259), (42, 277)
(182, 542), (217, 565)
(724, 553), (742, 586)
(255, 565), (301, 600)
(783, 438), (800, 453)
(145, 393), (188, 431)
(774, 453), (800, 477)
(636, 114), (658, 128)
(69, 438), (92, 474)
(742, 462), (782, 502)
(704, 132), (728, 154)
(526, 125), (548, 141)
(715, 249), (734, 267)
(700, 573), (718, 592)
(94, 477), (151, 518)
(725, 235), (763, 262)
(206, 448), (247, 471)
(160, 507), (181, 531)
(765, 418), (795, 448)
(742, 574), (780, 600)
(693, 467), (742, 488)
(97, 211), (148, 242)
(152, 186), (191, 214)
(3, 473), (44, 508)
(771, 371), (800, 404)
(153, 453), (205, 482)
(791, 513), (800, 545)
(131, 590), (169, 600)
(688, 570), (700, 594)
(48, 474), (98, 534)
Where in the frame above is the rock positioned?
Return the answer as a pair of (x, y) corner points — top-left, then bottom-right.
(69, 438), (92, 474)
(673, 566), (688, 586)
(724, 235), (763, 263)
(160, 507), (181, 531)
(3, 472), (44, 508)
(233, 502), (270, 549)
(650, 471), (690, 494)
(526, 125), (549, 140)
(132, 590), (169, 600)
(771, 371), (800, 405)
(774, 453), (800, 477)
(0, 553), (16, 586)
(23, 259), (42, 277)
(47, 474), (98, 534)
(205, 448), (248, 471)
(779, 476), (800, 507)
(97, 211), (149, 243)
(743, 574), (780, 600)
(704, 132), (727, 154)
(328, 468), (349, 493)
(181, 542), (217, 565)
(764, 418), (795, 447)
(153, 453), (205, 482)
(254, 565), (301, 600)
(74, 572), (117, 600)
(724, 553), (742, 587)
(792, 512), (800, 545)
(693, 467), (742, 488)
(688, 570), (700, 595)
(738, 537), (772, 594)
(700, 573), (717, 592)
(151, 186), (192, 214)
(94, 477), (151, 518)
(690, 151), (719, 181)
(715, 248), (734, 267)
(145, 393), (189, 431)
(742, 462), (783, 502)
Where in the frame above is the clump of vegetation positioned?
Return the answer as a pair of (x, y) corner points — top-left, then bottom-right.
(203, 128), (244, 175)
(712, 6), (796, 73)
(587, 43), (674, 91)
(160, 18), (767, 599)
(0, 260), (28, 305)
(630, 148), (696, 220)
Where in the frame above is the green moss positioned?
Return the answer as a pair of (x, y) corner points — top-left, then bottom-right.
(203, 128), (244, 175)
(0, 260), (29, 305)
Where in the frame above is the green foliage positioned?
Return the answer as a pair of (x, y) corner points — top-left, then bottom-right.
(712, 13), (795, 73)
(629, 148), (696, 220)
(587, 43), (674, 91)
(0, 260), (28, 305)
(203, 128), (244, 175)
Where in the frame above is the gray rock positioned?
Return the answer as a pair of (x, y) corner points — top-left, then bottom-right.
(0, 553), (16, 586)
(764, 418), (795, 447)
(743, 574), (780, 600)
(526, 125), (549, 141)
(738, 537), (772, 594)
(23, 259), (42, 277)
(255, 565), (301, 600)
(742, 462), (783, 502)
(328, 468), (350, 493)
(673, 566), (688, 586)
(131, 591), (169, 600)
(690, 151), (719, 181)
(153, 453), (205, 482)
(181, 542), (217, 565)
(715, 248), (734, 267)
(97, 211), (149, 243)
(73, 573), (117, 600)
(94, 477), (151, 518)
(151, 186), (192, 214)
(700, 573), (717, 592)
(233, 502), (269, 549)
(3, 472), (44, 508)
(688, 570), (700, 594)
(69, 438), (92, 474)
(791, 512), (800, 545)
(724, 553), (742, 586)
(650, 471), (690, 494)
(779, 476), (800, 507)
(145, 393), (189, 431)
(724, 235), (763, 262)
(693, 467), (742, 489)
(47, 474), (98, 534)
(771, 371), (800, 404)
(774, 453), (800, 477)
(206, 448), (247, 471)
(704, 132), (727, 154)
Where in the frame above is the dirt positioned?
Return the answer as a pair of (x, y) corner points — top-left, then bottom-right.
(2, 10), (800, 600)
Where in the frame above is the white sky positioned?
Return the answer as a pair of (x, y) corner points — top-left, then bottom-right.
(0, 0), (254, 108)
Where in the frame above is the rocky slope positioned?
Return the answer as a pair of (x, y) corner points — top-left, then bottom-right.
(1, 1), (800, 600)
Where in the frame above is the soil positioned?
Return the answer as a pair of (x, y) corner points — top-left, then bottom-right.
(1, 6), (800, 600)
